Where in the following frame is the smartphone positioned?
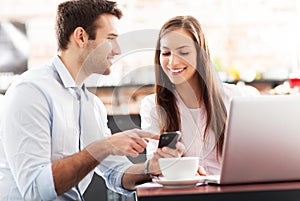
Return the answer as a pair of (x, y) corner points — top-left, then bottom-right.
(158, 131), (180, 149)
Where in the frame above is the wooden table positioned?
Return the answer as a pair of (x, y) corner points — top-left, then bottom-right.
(136, 181), (300, 201)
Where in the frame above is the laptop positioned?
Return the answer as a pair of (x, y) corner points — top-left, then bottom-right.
(206, 95), (300, 185)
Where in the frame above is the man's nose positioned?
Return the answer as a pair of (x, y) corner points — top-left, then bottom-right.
(112, 40), (121, 56)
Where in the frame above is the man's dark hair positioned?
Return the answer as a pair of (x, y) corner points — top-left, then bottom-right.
(56, 0), (122, 50)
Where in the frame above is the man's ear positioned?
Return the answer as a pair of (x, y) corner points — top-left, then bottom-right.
(73, 27), (88, 48)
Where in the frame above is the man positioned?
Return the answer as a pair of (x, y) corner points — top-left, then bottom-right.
(0, 0), (184, 200)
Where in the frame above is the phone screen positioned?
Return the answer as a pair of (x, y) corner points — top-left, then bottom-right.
(158, 131), (180, 149)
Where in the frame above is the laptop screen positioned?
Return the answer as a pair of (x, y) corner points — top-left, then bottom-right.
(218, 95), (300, 184)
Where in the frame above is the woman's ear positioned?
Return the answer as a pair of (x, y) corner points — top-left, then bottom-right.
(73, 27), (88, 48)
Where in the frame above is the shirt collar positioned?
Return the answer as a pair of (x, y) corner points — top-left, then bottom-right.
(52, 55), (89, 100)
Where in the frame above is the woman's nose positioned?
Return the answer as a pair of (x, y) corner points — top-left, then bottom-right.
(168, 53), (180, 66)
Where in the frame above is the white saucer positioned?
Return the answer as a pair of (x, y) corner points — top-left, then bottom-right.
(152, 176), (206, 187)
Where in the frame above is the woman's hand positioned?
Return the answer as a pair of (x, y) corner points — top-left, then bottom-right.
(147, 141), (185, 176)
(197, 166), (207, 176)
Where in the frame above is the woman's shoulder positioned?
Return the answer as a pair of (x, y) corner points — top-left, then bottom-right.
(141, 93), (156, 105)
(222, 82), (260, 97)
(221, 82), (260, 109)
(140, 93), (158, 118)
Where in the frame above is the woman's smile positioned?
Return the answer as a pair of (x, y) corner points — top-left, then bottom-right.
(167, 67), (187, 75)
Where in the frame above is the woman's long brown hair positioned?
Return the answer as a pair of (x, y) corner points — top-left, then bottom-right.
(154, 16), (227, 156)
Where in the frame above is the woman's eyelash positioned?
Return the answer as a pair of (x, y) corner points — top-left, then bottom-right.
(161, 52), (171, 56)
(161, 52), (189, 56)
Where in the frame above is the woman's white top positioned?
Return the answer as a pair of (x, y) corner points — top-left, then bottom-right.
(140, 83), (260, 175)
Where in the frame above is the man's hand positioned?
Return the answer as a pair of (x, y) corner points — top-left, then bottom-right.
(107, 129), (159, 158)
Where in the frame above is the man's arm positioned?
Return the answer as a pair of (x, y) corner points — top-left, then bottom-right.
(53, 129), (156, 195)
(52, 142), (105, 195)
(121, 163), (151, 190)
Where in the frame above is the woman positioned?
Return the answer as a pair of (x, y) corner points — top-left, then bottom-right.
(140, 16), (259, 175)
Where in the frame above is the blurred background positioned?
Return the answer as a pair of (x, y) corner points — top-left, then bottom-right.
(1, 0), (300, 113)
(1, 0), (300, 91)
(1, 0), (300, 200)
(1, 0), (300, 86)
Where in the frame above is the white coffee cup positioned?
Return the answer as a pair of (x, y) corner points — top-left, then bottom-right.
(158, 157), (199, 180)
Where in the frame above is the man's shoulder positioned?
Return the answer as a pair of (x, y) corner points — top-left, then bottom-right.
(16, 65), (56, 84)
(7, 65), (61, 95)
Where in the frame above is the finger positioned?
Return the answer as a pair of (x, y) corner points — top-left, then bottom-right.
(127, 136), (150, 155)
(131, 141), (146, 153)
(122, 145), (141, 158)
(112, 146), (139, 158)
(154, 149), (166, 158)
(131, 129), (159, 139)
(128, 150), (139, 158)
(132, 136), (148, 149)
(107, 135), (144, 157)
(157, 147), (176, 158)
(176, 131), (182, 140)
(197, 166), (207, 176)
(175, 142), (185, 156)
(150, 134), (160, 140)
(163, 147), (179, 157)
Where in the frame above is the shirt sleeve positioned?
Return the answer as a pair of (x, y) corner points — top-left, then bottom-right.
(95, 155), (134, 196)
(140, 94), (160, 133)
(140, 94), (160, 159)
(2, 82), (57, 200)
(92, 94), (112, 137)
(223, 82), (260, 98)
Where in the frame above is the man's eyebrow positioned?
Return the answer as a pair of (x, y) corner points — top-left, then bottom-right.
(108, 33), (118, 37)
